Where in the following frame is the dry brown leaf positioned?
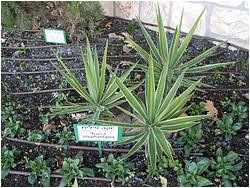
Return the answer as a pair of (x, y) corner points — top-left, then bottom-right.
(106, 64), (112, 70)
(43, 123), (56, 131)
(120, 61), (131, 66)
(180, 113), (188, 117)
(105, 21), (112, 28)
(50, 9), (59, 17)
(204, 100), (218, 119)
(32, 23), (40, 30)
(120, 32), (132, 39)
(55, 155), (63, 167)
(242, 93), (249, 100)
(10, 43), (20, 48)
(135, 73), (142, 80)
(71, 113), (86, 118)
(108, 33), (123, 40)
(123, 44), (132, 53)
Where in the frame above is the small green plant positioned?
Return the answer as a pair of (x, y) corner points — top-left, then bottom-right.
(56, 127), (75, 145)
(220, 97), (232, 109)
(2, 102), (15, 121)
(57, 152), (94, 187)
(215, 115), (242, 141)
(27, 131), (43, 142)
(177, 158), (212, 187)
(208, 148), (242, 187)
(3, 120), (25, 138)
(125, 6), (235, 91)
(189, 102), (205, 115)
(230, 101), (247, 122)
(25, 155), (51, 186)
(128, 19), (137, 33)
(50, 39), (140, 122)
(236, 79), (246, 86)
(146, 156), (182, 178)
(177, 124), (204, 156)
(212, 69), (225, 80)
(96, 154), (135, 184)
(96, 54), (210, 172)
(1, 146), (20, 179)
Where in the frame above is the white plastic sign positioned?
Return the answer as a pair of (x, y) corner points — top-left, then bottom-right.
(74, 124), (122, 142)
(43, 29), (67, 44)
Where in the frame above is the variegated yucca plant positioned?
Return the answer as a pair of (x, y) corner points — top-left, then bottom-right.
(50, 39), (141, 120)
(125, 6), (235, 91)
(96, 54), (211, 172)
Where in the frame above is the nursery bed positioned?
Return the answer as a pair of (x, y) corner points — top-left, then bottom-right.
(1, 16), (249, 187)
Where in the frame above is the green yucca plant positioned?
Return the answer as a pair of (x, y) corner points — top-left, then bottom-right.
(96, 54), (211, 172)
(125, 6), (235, 91)
(50, 39), (141, 120)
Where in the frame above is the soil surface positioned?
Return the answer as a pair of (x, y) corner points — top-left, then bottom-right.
(1, 17), (249, 187)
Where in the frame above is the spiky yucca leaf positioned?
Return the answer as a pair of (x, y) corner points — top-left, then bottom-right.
(50, 39), (141, 119)
(125, 6), (236, 91)
(96, 53), (211, 172)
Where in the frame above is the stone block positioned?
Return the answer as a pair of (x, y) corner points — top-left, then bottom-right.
(114, 1), (140, 20)
(100, 1), (114, 16)
(210, 7), (249, 41)
(170, 1), (207, 35)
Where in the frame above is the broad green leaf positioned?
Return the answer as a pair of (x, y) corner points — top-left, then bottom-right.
(95, 119), (147, 129)
(152, 127), (173, 161)
(179, 43), (224, 69)
(115, 106), (144, 123)
(124, 131), (148, 159)
(158, 115), (210, 126)
(109, 70), (147, 120)
(98, 40), (108, 100)
(145, 54), (155, 123)
(187, 61), (236, 73)
(157, 71), (185, 119)
(160, 122), (199, 132)
(136, 17), (162, 63)
(115, 132), (145, 145)
(174, 9), (205, 65)
(148, 128), (157, 172)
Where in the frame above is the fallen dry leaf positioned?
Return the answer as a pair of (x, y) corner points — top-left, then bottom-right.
(32, 23), (40, 30)
(242, 93), (249, 100)
(108, 33), (123, 40)
(135, 73), (142, 80)
(71, 113), (86, 118)
(43, 123), (56, 131)
(120, 61), (132, 66)
(120, 32), (132, 39)
(123, 44), (132, 53)
(204, 100), (218, 120)
(55, 155), (63, 167)
(105, 21), (112, 28)
(106, 64), (112, 70)
(180, 113), (188, 117)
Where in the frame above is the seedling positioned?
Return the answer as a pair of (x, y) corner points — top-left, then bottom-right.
(96, 154), (135, 185)
(56, 127), (75, 145)
(177, 124), (204, 156)
(25, 155), (51, 186)
(1, 146), (20, 179)
(57, 152), (94, 187)
(208, 148), (242, 187)
(27, 131), (43, 142)
(3, 120), (25, 138)
(177, 157), (212, 187)
(215, 115), (242, 141)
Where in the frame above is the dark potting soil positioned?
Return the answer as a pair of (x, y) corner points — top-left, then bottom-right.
(1, 16), (249, 187)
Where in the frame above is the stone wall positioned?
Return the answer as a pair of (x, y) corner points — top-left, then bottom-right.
(100, 1), (249, 49)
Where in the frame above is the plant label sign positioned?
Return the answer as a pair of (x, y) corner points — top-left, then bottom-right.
(73, 124), (122, 142)
(43, 29), (67, 44)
